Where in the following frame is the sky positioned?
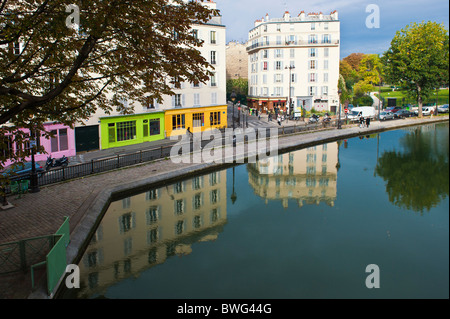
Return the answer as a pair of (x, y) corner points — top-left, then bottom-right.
(217, 0), (449, 58)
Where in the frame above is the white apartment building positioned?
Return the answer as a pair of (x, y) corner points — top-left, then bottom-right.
(246, 10), (340, 116)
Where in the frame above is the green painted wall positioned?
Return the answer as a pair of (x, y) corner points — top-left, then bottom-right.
(100, 112), (165, 150)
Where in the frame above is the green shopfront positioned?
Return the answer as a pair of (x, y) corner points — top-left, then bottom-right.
(100, 112), (165, 150)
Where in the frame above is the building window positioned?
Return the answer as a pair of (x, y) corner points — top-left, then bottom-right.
(119, 212), (133, 233)
(173, 94), (182, 107)
(308, 35), (317, 44)
(322, 34), (331, 44)
(324, 73), (329, 82)
(210, 189), (219, 204)
(210, 112), (221, 125)
(192, 29), (198, 40)
(309, 48), (317, 57)
(311, 22), (316, 31)
(175, 220), (184, 235)
(149, 119), (160, 136)
(263, 50), (268, 58)
(108, 123), (115, 143)
(210, 73), (217, 87)
(175, 199), (185, 215)
(290, 48), (295, 58)
(308, 86), (316, 96)
(210, 31), (216, 44)
(211, 51), (217, 64)
(192, 176), (203, 190)
(1, 135), (13, 159)
(193, 113), (204, 127)
(275, 74), (283, 83)
(309, 73), (317, 82)
(193, 193), (202, 210)
(276, 24), (281, 32)
(324, 22), (329, 30)
(275, 49), (282, 58)
(309, 60), (317, 70)
(324, 60), (329, 70)
(172, 114), (185, 130)
(193, 93), (200, 106)
(174, 181), (184, 194)
(276, 36), (281, 45)
(324, 47), (329, 57)
(146, 206), (159, 225)
(275, 61), (282, 70)
(263, 61), (268, 71)
(322, 86), (328, 96)
(211, 92), (217, 105)
(50, 128), (68, 153)
(116, 121), (136, 142)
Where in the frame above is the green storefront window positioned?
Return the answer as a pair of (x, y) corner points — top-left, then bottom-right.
(143, 120), (149, 138)
(117, 121), (136, 142)
(150, 119), (160, 136)
(108, 123), (115, 143)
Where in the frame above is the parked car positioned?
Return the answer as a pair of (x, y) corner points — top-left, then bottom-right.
(379, 111), (394, 121)
(1, 162), (45, 181)
(414, 107), (433, 116)
(386, 106), (403, 113)
(395, 109), (413, 118)
(437, 104), (449, 113)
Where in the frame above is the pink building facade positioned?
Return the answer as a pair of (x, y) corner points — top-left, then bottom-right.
(2, 122), (76, 167)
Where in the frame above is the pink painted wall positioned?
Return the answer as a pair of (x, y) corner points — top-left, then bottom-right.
(3, 123), (76, 167)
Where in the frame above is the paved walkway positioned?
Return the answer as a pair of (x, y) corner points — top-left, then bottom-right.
(0, 115), (447, 299)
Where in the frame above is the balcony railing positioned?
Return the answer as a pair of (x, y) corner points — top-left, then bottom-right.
(247, 39), (339, 52)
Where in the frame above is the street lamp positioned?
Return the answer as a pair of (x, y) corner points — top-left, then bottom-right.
(231, 91), (237, 130)
(285, 65), (295, 116)
(29, 129), (40, 193)
(337, 89), (342, 129)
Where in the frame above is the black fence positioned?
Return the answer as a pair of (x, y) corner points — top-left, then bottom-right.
(4, 119), (342, 194)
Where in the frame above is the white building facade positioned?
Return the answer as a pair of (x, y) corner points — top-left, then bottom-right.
(246, 11), (340, 115)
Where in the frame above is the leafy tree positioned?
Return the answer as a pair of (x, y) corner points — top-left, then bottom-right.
(375, 125), (449, 214)
(337, 74), (350, 105)
(226, 78), (248, 104)
(382, 21), (449, 117)
(0, 0), (216, 168)
(343, 53), (366, 71)
(339, 59), (359, 92)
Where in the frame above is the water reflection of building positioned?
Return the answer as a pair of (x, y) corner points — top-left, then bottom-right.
(247, 142), (339, 208)
(76, 170), (227, 298)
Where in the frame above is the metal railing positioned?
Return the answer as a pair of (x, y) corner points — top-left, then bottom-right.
(0, 235), (55, 275)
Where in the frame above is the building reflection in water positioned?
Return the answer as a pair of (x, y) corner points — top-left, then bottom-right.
(76, 170), (227, 298)
(247, 142), (339, 208)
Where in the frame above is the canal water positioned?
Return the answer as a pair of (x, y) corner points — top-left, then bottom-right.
(61, 123), (449, 299)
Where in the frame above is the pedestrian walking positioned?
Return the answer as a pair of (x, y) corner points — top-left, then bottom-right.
(365, 117), (370, 128)
(359, 116), (365, 128)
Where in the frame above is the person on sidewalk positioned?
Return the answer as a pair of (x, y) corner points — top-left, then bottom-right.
(366, 117), (371, 128)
